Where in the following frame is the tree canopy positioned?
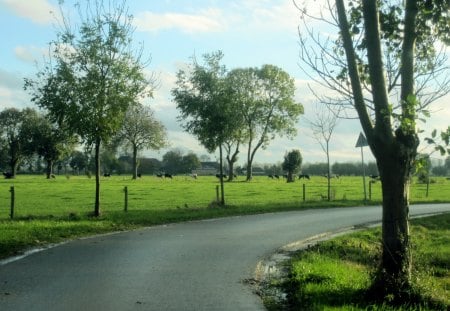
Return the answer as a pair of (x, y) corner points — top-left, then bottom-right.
(25, 0), (155, 216)
(117, 104), (168, 179)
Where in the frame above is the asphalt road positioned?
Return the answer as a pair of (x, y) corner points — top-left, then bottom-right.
(1, 204), (449, 311)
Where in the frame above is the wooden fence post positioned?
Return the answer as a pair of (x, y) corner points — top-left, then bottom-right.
(10, 186), (15, 219)
(124, 186), (128, 212)
(216, 185), (220, 202)
(302, 184), (306, 202)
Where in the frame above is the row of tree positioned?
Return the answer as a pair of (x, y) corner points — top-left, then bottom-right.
(0, 104), (168, 180)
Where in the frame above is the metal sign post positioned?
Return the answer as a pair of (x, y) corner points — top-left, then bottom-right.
(355, 132), (368, 201)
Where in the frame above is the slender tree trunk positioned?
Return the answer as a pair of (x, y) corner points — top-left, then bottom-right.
(94, 138), (101, 217)
(226, 142), (239, 182)
(46, 159), (53, 179)
(219, 145), (225, 205)
(227, 160), (235, 182)
(326, 142), (331, 201)
(246, 139), (253, 181)
(132, 145), (138, 180)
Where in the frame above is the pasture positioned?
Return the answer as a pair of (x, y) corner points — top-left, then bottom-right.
(0, 174), (449, 260)
(1, 174), (449, 220)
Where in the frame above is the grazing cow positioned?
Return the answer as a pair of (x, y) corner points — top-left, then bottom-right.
(3, 172), (13, 179)
(298, 174), (310, 180)
(51, 174), (56, 179)
(103, 173), (111, 177)
(164, 173), (173, 179)
(191, 173), (198, 179)
(324, 174), (340, 179)
(156, 173), (164, 178)
(268, 174), (274, 179)
(274, 174), (280, 179)
(215, 174), (227, 179)
(137, 173), (142, 178)
(369, 175), (379, 180)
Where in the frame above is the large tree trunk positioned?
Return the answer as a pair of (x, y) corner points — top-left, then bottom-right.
(45, 159), (53, 179)
(335, 0), (420, 299)
(132, 145), (138, 180)
(227, 160), (235, 182)
(286, 171), (294, 183)
(94, 138), (101, 217)
(10, 158), (19, 179)
(226, 142), (239, 182)
(373, 136), (417, 295)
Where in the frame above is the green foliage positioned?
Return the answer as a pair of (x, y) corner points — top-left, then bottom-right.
(227, 65), (303, 180)
(282, 149), (302, 182)
(172, 51), (239, 153)
(425, 126), (450, 156)
(0, 108), (40, 176)
(25, 0), (154, 216)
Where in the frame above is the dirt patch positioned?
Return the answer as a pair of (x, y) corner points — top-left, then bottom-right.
(247, 226), (366, 310)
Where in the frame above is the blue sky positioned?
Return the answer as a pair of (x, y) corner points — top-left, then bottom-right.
(1, 0), (449, 166)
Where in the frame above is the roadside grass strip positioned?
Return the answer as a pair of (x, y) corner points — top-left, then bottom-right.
(285, 213), (450, 310)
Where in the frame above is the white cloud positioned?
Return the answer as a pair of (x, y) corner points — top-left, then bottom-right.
(233, 0), (300, 34)
(134, 8), (226, 34)
(0, 0), (58, 25)
(14, 45), (49, 64)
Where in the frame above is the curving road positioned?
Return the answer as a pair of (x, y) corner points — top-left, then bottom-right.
(1, 204), (449, 311)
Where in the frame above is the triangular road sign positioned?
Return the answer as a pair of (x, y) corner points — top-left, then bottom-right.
(355, 132), (368, 148)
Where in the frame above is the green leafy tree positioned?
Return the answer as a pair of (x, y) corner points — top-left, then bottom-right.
(69, 150), (88, 175)
(23, 112), (76, 178)
(227, 66), (304, 181)
(0, 108), (36, 177)
(297, 0), (450, 299)
(181, 152), (201, 174)
(26, 0), (154, 216)
(162, 150), (183, 174)
(282, 149), (302, 183)
(172, 51), (239, 205)
(117, 104), (168, 179)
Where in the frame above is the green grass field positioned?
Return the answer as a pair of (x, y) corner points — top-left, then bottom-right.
(284, 213), (450, 310)
(1, 174), (449, 309)
(1, 174), (449, 220)
(0, 174), (449, 260)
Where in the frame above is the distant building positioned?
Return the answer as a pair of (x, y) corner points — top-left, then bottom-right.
(242, 167), (266, 176)
(194, 161), (219, 175)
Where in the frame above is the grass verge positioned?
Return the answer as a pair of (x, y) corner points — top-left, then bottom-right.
(280, 213), (450, 310)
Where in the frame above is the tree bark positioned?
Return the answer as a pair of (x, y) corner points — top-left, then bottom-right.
(46, 159), (53, 179)
(132, 144), (138, 180)
(218, 145), (225, 205)
(336, 0), (420, 297)
(94, 138), (101, 217)
(286, 171), (294, 183)
(374, 138), (416, 293)
(326, 142), (331, 201)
